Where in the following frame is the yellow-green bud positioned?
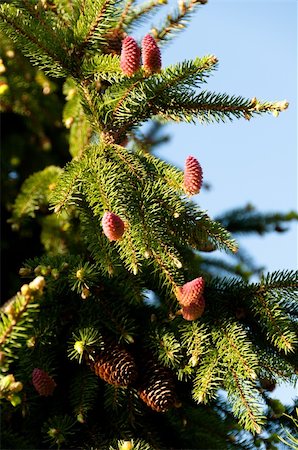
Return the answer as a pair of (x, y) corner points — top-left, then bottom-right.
(10, 381), (23, 393)
(29, 276), (45, 292)
(19, 267), (32, 277)
(119, 441), (133, 450)
(21, 284), (31, 296)
(74, 341), (85, 355)
(51, 268), (60, 280)
(81, 287), (90, 299)
(76, 269), (84, 280)
(0, 82), (9, 95)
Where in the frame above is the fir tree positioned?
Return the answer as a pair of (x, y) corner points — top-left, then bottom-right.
(1, 1), (297, 449)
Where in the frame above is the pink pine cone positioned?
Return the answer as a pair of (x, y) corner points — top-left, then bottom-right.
(141, 34), (162, 74)
(176, 277), (205, 307)
(181, 296), (205, 321)
(102, 212), (125, 241)
(120, 36), (141, 76)
(183, 155), (203, 196)
(32, 368), (56, 396)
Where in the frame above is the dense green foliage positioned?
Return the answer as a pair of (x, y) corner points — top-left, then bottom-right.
(1, 1), (297, 449)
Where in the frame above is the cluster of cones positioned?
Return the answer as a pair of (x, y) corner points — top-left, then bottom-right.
(31, 342), (179, 414)
(120, 34), (162, 76)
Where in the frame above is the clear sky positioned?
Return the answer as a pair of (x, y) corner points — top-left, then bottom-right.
(143, 0), (297, 403)
(153, 0), (297, 273)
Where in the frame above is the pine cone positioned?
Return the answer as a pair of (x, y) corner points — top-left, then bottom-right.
(120, 36), (141, 76)
(181, 295), (205, 321)
(138, 360), (178, 412)
(141, 34), (162, 74)
(176, 277), (205, 307)
(32, 368), (56, 396)
(183, 155), (203, 196)
(90, 343), (138, 387)
(102, 211), (125, 241)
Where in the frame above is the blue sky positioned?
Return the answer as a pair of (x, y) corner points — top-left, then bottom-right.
(145, 0), (297, 403)
(152, 0), (297, 272)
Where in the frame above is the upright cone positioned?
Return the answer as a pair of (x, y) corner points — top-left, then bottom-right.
(176, 277), (205, 307)
(141, 34), (162, 74)
(120, 36), (141, 76)
(183, 155), (203, 196)
(32, 368), (56, 396)
(102, 212), (125, 241)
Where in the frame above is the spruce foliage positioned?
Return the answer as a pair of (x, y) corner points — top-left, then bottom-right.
(1, 1), (297, 449)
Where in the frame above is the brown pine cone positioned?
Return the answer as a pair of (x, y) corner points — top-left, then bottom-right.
(89, 342), (138, 387)
(138, 359), (178, 413)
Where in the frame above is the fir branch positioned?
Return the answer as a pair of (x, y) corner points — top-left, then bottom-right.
(258, 270), (298, 293)
(102, 55), (217, 132)
(251, 291), (297, 354)
(192, 350), (223, 404)
(150, 328), (183, 369)
(0, 278), (45, 368)
(151, 0), (207, 45)
(171, 206), (238, 254)
(215, 322), (258, 380)
(124, 0), (167, 31)
(0, 4), (71, 77)
(69, 368), (99, 422)
(179, 321), (210, 366)
(114, 0), (135, 31)
(49, 160), (83, 213)
(82, 53), (122, 79)
(216, 206), (298, 235)
(74, 0), (122, 59)
(14, 0), (71, 53)
(227, 370), (265, 434)
(11, 166), (62, 223)
(155, 91), (289, 124)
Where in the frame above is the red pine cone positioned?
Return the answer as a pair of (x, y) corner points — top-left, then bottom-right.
(32, 368), (56, 396)
(176, 277), (205, 307)
(141, 34), (162, 74)
(90, 344), (138, 387)
(120, 36), (141, 76)
(102, 212), (125, 241)
(181, 295), (205, 321)
(183, 155), (203, 196)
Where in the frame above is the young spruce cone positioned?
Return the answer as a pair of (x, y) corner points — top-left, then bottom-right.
(89, 343), (138, 387)
(32, 368), (56, 396)
(138, 359), (178, 412)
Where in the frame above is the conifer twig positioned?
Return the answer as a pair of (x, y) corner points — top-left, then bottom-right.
(151, 0), (208, 44)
